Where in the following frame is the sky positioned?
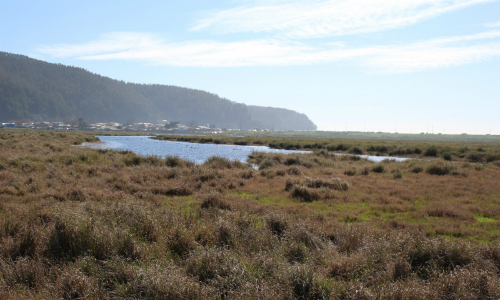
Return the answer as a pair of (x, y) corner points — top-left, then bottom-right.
(1, 0), (499, 134)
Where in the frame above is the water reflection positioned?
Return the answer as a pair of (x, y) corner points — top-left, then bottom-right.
(82, 136), (408, 163)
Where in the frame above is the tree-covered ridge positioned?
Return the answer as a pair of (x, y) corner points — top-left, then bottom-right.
(0, 52), (317, 130)
(247, 105), (317, 131)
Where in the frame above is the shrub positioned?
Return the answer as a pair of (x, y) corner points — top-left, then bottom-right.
(289, 266), (331, 299)
(123, 153), (143, 166)
(0, 258), (46, 289)
(186, 248), (246, 296)
(240, 170), (254, 179)
(194, 169), (219, 182)
(344, 168), (357, 176)
(426, 162), (456, 176)
(393, 259), (411, 281)
(314, 149), (330, 157)
(368, 145), (389, 153)
(152, 185), (193, 196)
(411, 165), (424, 173)
(349, 147), (363, 155)
(303, 177), (350, 191)
(286, 226), (325, 251)
(114, 205), (158, 242)
(49, 217), (140, 260)
(204, 156), (247, 169)
(133, 261), (208, 299)
(291, 185), (323, 202)
(426, 206), (473, 221)
(165, 156), (190, 167)
(200, 194), (231, 210)
(285, 242), (308, 264)
(361, 167), (370, 175)
(285, 178), (301, 192)
(167, 227), (197, 257)
(485, 154), (500, 163)
(287, 166), (303, 175)
(328, 256), (359, 280)
(56, 268), (101, 299)
(142, 155), (164, 166)
(442, 153), (453, 161)
(67, 189), (87, 202)
(216, 220), (235, 248)
(199, 138), (213, 143)
(260, 169), (273, 178)
(336, 144), (349, 151)
(258, 159), (277, 170)
(285, 157), (301, 166)
(467, 153), (484, 163)
(328, 226), (364, 254)
(266, 214), (288, 236)
(424, 147), (438, 157)
(372, 165), (385, 173)
(285, 144), (300, 150)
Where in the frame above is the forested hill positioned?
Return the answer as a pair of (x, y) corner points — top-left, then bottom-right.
(0, 52), (317, 130)
(247, 106), (317, 131)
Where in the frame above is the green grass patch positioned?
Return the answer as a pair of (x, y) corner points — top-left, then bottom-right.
(476, 216), (496, 223)
(256, 195), (293, 206)
(233, 192), (253, 198)
(305, 201), (333, 212)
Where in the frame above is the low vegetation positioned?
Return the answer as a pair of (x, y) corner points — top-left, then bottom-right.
(1, 129), (500, 299)
(155, 134), (500, 163)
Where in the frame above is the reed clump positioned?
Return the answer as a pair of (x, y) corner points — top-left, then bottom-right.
(303, 177), (350, 191)
(285, 177), (349, 202)
(200, 193), (232, 210)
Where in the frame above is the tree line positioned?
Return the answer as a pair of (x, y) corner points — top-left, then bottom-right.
(0, 52), (317, 130)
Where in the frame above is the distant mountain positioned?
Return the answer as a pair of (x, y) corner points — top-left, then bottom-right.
(0, 52), (317, 130)
(247, 106), (317, 131)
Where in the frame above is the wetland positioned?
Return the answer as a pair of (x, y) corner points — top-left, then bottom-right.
(1, 129), (500, 299)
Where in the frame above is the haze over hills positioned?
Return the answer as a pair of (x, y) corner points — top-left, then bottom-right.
(0, 52), (317, 130)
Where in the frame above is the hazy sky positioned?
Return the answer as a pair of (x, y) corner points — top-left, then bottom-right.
(1, 0), (499, 134)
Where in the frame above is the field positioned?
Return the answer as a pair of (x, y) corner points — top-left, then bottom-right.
(155, 134), (500, 163)
(220, 130), (500, 143)
(1, 129), (500, 299)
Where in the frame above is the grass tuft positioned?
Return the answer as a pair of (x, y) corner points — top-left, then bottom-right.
(426, 161), (456, 175)
(200, 194), (232, 210)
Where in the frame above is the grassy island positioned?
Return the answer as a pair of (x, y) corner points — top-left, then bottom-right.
(1, 129), (500, 299)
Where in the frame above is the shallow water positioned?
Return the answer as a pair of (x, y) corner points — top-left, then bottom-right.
(83, 136), (309, 164)
(82, 136), (409, 163)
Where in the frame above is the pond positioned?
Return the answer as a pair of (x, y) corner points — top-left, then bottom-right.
(82, 136), (409, 164)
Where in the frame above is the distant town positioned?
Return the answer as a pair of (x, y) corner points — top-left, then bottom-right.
(0, 119), (272, 133)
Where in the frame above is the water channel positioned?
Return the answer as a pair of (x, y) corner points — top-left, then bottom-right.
(82, 136), (409, 164)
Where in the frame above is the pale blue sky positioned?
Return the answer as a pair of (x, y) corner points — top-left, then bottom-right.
(1, 0), (499, 134)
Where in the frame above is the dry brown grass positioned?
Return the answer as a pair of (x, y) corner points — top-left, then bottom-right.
(1, 129), (500, 299)
(156, 133), (500, 163)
